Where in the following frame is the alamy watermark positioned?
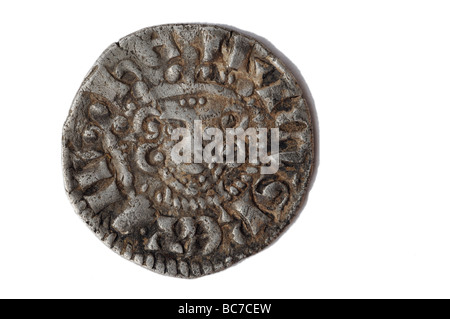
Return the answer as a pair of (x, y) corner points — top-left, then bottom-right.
(170, 120), (279, 174)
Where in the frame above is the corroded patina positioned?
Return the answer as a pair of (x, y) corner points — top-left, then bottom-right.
(62, 24), (315, 278)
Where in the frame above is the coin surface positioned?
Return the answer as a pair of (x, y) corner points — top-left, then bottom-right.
(62, 24), (315, 278)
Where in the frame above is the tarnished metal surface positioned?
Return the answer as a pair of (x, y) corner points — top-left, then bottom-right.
(62, 24), (315, 278)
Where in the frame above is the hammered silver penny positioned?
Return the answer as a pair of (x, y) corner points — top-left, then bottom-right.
(62, 24), (315, 278)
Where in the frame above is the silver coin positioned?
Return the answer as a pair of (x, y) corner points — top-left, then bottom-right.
(62, 24), (315, 278)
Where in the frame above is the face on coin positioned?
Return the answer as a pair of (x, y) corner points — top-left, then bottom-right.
(62, 24), (315, 278)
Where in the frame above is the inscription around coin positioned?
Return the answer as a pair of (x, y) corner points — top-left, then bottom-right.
(62, 24), (315, 278)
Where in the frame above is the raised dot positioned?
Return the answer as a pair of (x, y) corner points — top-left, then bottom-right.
(199, 97), (206, 105)
(188, 98), (197, 106)
(180, 99), (186, 106)
(165, 64), (182, 83)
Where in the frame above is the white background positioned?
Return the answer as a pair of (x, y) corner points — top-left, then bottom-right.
(1, 0), (449, 299)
